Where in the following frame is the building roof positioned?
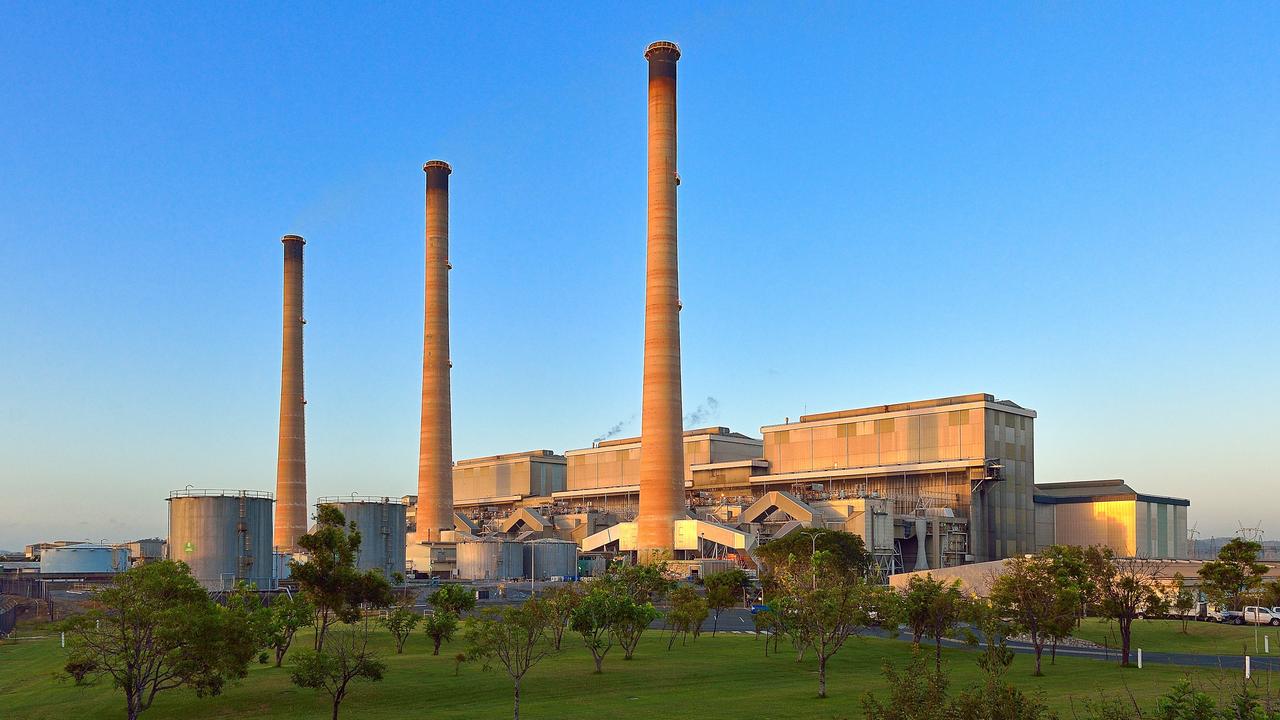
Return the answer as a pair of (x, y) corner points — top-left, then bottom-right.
(455, 450), (565, 467)
(764, 393), (1036, 432)
(593, 426), (758, 450)
(1033, 479), (1190, 507)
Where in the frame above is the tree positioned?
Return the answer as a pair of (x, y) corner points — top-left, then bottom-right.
(1096, 556), (1167, 667)
(464, 598), (556, 720)
(570, 585), (618, 672)
(703, 569), (748, 636)
(265, 593), (314, 666)
(757, 528), (875, 580)
(897, 574), (970, 673)
(611, 595), (661, 660)
(379, 599), (420, 654)
(862, 650), (949, 720)
(604, 559), (674, 603)
(541, 584), (583, 650)
(1041, 544), (1113, 625)
(64, 561), (258, 720)
(422, 611), (459, 656)
(1170, 573), (1195, 634)
(290, 624), (385, 720)
(291, 505), (395, 650)
(666, 585), (709, 649)
(429, 583), (477, 615)
(772, 548), (881, 698)
(989, 555), (1078, 676)
(1198, 538), (1268, 610)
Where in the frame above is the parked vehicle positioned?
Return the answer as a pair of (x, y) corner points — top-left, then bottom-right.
(1216, 610), (1242, 624)
(1241, 606), (1280, 626)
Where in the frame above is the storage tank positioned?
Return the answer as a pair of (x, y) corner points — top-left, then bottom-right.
(317, 496), (407, 580)
(39, 544), (128, 575)
(168, 489), (274, 591)
(456, 538), (524, 580)
(523, 539), (578, 579)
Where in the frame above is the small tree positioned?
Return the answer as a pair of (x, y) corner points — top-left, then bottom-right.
(422, 611), (459, 656)
(703, 569), (748, 636)
(989, 556), (1078, 676)
(611, 596), (661, 661)
(666, 585), (709, 649)
(64, 561), (258, 720)
(1198, 538), (1268, 611)
(897, 574), (969, 674)
(464, 598), (556, 720)
(379, 600), (420, 654)
(541, 584), (583, 650)
(1170, 573), (1195, 634)
(292, 505), (395, 651)
(773, 549), (879, 698)
(266, 593), (315, 666)
(570, 586), (618, 672)
(862, 650), (949, 720)
(604, 560), (674, 603)
(1096, 556), (1167, 667)
(290, 624), (385, 720)
(429, 582), (478, 615)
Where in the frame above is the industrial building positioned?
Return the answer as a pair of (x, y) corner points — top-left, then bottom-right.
(1034, 479), (1189, 559)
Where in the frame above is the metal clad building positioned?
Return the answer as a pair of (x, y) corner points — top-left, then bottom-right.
(1033, 479), (1189, 558)
(168, 489), (274, 590)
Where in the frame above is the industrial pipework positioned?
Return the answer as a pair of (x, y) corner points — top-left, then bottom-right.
(416, 160), (454, 542)
(636, 41), (685, 558)
(274, 234), (307, 552)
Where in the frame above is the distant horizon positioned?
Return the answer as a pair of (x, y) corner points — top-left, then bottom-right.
(2, 4), (1277, 548)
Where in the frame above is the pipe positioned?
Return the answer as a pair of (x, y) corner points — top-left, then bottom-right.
(274, 234), (307, 552)
(416, 161), (454, 543)
(636, 40), (684, 559)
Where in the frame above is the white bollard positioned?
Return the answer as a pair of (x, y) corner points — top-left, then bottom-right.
(1137, 648), (1142, 669)
(60, 632), (65, 648)
(1246, 656), (1251, 680)
(1267, 636), (1271, 654)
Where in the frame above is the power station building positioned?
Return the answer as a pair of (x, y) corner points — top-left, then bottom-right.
(1034, 479), (1190, 558)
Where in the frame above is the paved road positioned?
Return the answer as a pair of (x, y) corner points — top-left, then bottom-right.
(659, 608), (1280, 671)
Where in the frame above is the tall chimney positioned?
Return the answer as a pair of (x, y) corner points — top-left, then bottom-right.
(274, 234), (307, 551)
(636, 41), (684, 559)
(416, 160), (454, 542)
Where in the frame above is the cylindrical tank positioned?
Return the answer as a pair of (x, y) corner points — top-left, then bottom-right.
(456, 538), (524, 580)
(39, 544), (127, 575)
(317, 496), (407, 580)
(523, 539), (578, 579)
(168, 489), (274, 591)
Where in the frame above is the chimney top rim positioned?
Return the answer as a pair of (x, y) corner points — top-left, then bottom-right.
(423, 160), (453, 174)
(644, 40), (681, 61)
(281, 234), (305, 244)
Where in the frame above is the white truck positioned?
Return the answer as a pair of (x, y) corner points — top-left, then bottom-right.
(1235, 606), (1280, 626)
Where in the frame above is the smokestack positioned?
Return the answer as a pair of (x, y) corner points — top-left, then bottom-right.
(274, 234), (307, 551)
(636, 41), (684, 559)
(416, 160), (454, 543)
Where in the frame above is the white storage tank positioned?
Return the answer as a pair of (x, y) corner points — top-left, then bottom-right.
(523, 539), (578, 579)
(317, 496), (407, 580)
(39, 544), (128, 575)
(168, 489), (275, 591)
(456, 538), (524, 580)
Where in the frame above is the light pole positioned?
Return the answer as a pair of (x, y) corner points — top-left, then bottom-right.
(810, 530), (818, 590)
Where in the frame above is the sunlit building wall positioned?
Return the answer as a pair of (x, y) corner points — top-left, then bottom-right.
(1034, 479), (1189, 558)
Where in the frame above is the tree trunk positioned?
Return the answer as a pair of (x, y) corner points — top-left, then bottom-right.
(332, 697), (341, 720)
(817, 655), (827, 698)
(713, 611), (719, 636)
(668, 631), (676, 651)
(1033, 643), (1043, 676)
(513, 677), (521, 720)
(1120, 621), (1132, 667)
(1051, 640), (1057, 665)
(433, 637), (442, 656)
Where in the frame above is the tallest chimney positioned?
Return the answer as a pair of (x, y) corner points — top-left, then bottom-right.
(274, 234), (307, 551)
(636, 41), (684, 559)
(416, 160), (454, 542)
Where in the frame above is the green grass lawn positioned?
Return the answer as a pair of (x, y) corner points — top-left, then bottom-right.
(0, 624), (1271, 720)
(1074, 617), (1280, 657)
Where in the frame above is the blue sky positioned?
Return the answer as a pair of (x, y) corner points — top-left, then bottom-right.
(1, 3), (1276, 549)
